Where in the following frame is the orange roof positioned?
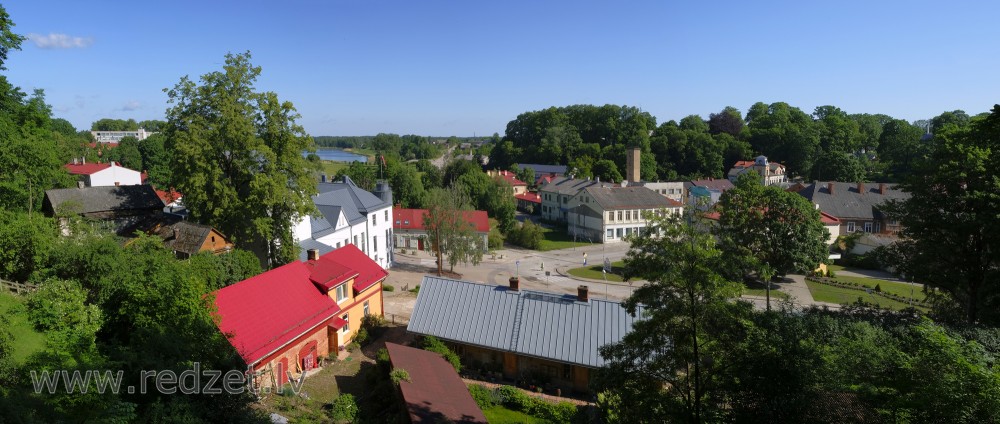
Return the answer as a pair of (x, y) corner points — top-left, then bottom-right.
(65, 163), (112, 175)
(514, 192), (541, 203)
(154, 188), (183, 204)
(732, 160), (755, 169)
(494, 170), (527, 186)
(394, 208), (490, 233)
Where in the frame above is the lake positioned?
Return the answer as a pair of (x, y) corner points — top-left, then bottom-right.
(305, 149), (368, 162)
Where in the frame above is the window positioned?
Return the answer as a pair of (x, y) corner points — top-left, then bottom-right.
(617, 211), (623, 221)
(373, 236), (378, 253)
(363, 300), (370, 316)
(336, 242), (341, 248)
(395, 220), (400, 225)
(608, 211), (614, 221)
(625, 210), (631, 221)
(384, 210), (388, 221)
(875, 222), (881, 233)
(847, 222), (856, 232)
(607, 229), (614, 239)
(353, 235), (358, 246)
(616, 228), (623, 238)
(341, 313), (350, 333)
(372, 214), (376, 226)
(335, 284), (348, 302)
(625, 228), (632, 236)
(864, 222), (873, 233)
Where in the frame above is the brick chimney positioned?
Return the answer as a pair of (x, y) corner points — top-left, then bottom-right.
(577, 285), (589, 302)
(879, 183), (886, 195)
(307, 249), (320, 261)
(857, 182), (865, 193)
(827, 182), (834, 194)
(508, 276), (519, 291)
(626, 147), (641, 184)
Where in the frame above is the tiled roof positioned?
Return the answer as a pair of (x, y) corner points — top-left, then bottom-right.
(407, 277), (642, 368)
(213, 245), (387, 365)
(44, 184), (164, 215)
(154, 188), (183, 204)
(386, 343), (488, 424)
(393, 208), (490, 233)
(798, 181), (908, 221)
(583, 185), (683, 210)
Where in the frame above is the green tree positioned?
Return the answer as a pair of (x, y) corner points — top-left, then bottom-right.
(186, 249), (262, 290)
(423, 187), (483, 275)
(597, 215), (747, 423)
(877, 119), (928, 181)
(137, 133), (172, 187)
(106, 135), (143, 170)
(334, 161), (377, 191)
(882, 105), (1000, 325)
(0, 4), (24, 70)
(708, 106), (745, 137)
(48, 118), (77, 137)
(0, 211), (58, 282)
(165, 52), (317, 266)
(716, 173), (829, 310)
(387, 159), (425, 208)
(593, 159), (623, 183)
(746, 102), (820, 178)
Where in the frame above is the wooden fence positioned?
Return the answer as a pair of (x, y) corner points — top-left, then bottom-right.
(1, 279), (38, 295)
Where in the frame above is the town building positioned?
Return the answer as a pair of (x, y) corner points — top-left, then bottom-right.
(633, 181), (686, 203)
(514, 191), (541, 214)
(90, 128), (156, 143)
(566, 185), (684, 243)
(686, 178), (735, 208)
(121, 214), (233, 258)
(538, 176), (611, 222)
(385, 343), (488, 423)
(393, 208), (490, 252)
(797, 181), (908, 237)
(43, 184), (165, 234)
(486, 169), (528, 195)
(515, 163), (567, 183)
(727, 156), (787, 186)
(154, 188), (186, 216)
(213, 245), (387, 390)
(65, 160), (142, 187)
(292, 176), (393, 268)
(407, 276), (642, 393)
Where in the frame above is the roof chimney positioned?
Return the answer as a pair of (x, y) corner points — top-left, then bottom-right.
(82, 157), (86, 164)
(577, 285), (589, 302)
(879, 183), (886, 195)
(827, 182), (834, 194)
(857, 182), (865, 193)
(73, 158), (78, 165)
(508, 276), (519, 291)
(307, 248), (320, 261)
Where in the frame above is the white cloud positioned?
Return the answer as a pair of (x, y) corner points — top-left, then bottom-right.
(27, 33), (93, 49)
(120, 100), (141, 111)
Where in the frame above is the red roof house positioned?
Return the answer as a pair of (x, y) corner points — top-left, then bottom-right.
(212, 244), (387, 388)
(487, 170), (528, 195)
(393, 208), (490, 252)
(64, 160), (142, 187)
(514, 191), (541, 214)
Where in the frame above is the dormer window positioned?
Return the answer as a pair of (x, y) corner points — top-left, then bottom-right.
(335, 283), (349, 302)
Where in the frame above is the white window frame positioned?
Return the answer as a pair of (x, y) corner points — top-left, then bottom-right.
(341, 313), (350, 333)
(864, 222), (873, 233)
(363, 300), (370, 316)
(335, 284), (349, 303)
(847, 222), (856, 233)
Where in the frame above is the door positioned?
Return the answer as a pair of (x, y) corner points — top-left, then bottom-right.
(418, 238), (424, 250)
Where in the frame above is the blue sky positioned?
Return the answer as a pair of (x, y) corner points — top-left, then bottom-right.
(5, 1), (999, 136)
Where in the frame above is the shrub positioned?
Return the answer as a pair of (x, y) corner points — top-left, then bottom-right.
(375, 347), (390, 366)
(353, 327), (369, 345)
(390, 368), (411, 386)
(328, 393), (358, 423)
(468, 384), (496, 409)
(419, 336), (462, 372)
(875, 283), (882, 293)
(508, 221), (543, 249)
(409, 284), (420, 293)
(383, 284), (395, 292)
(347, 342), (360, 352)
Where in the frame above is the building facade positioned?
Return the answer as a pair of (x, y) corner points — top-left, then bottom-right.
(798, 181), (908, 237)
(90, 128), (156, 143)
(565, 185), (684, 243)
(393, 208), (490, 252)
(213, 245), (386, 390)
(65, 161), (142, 187)
(727, 156), (787, 186)
(292, 176), (393, 269)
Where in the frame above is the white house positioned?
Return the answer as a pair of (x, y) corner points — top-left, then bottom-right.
(90, 128), (156, 143)
(565, 185), (684, 243)
(292, 176), (394, 269)
(64, 160), (142, 187)
(727, 156), (787, 186)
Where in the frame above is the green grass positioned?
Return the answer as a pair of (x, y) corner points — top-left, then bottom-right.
(319, 160), (350, 177)
(0, 291), (46, 363)
(537, 227), (593, 251)
(743, 288), (790, 300)
(482, 406), (546, 424)
(827, 265), (926, 302)
(567, 260), (625, 282)
(804, 279), (922, 311)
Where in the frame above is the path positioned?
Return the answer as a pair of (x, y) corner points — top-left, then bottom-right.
(430, 145), (456, 169)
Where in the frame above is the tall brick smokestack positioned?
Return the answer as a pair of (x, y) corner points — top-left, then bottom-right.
(626, 147), (641, 185)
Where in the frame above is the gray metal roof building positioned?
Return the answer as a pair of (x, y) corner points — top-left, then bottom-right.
(798, 181), (908, 220)
(307, 176), (391, 239)
(582, 185), (682, 210)
(407, 276), (643, 368)
(43, 184), (164, 216)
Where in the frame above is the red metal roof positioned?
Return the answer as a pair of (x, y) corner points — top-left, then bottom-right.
(65, 162), (112, 175)
(212, 244), (387, 365)
(393, 208), (490, 233)
(386, 342), (488, 424)
(213, 261), (342, 365)
(732, 160), (755, 169)
(819, 211), (840, 225)
(514, 192), (541, 204)
(154, 188), (183, 204)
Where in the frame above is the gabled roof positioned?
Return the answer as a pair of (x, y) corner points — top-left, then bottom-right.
(118, 213), (228, 256)
(214, 244), (387, 365)
(798, 181), (909, 221)
(308, 176), (390, 237)
(44, 184), (164, 215)
(689, 178), (735, 191)
(154, 188), (183, 205)
(386, 343), (488, 424)
(516, 163), (567, 175)
(539, 176), (612, 196)
(582, 185), (683, 210)
(394, 208), (490, 233)
(297, 239), (336, 262)
(492, 170), (527, 187)
(214, 261), (342, 366)
(65, 162), (112, 175)
(407, 277), (642, 368)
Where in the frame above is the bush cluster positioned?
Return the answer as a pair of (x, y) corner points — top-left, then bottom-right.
(474, 384), (578, 423)
(328, 393), (358, 423)
(383, 284), (395, 292)
(419, 336), (461, 372)
(507, 221), (544, 249)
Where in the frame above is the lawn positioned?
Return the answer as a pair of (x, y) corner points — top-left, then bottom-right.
(319, 160), (349, 178)
(567, 260), (625, 282)
(537, 227), (593, 251)
(827, 265), (926, 302)
(0, 291), (46, 363)
(804, 279), (920, 311)
(482, 406), (546, 424)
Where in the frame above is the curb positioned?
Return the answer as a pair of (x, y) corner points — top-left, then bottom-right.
(555, 267), (637, 287)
